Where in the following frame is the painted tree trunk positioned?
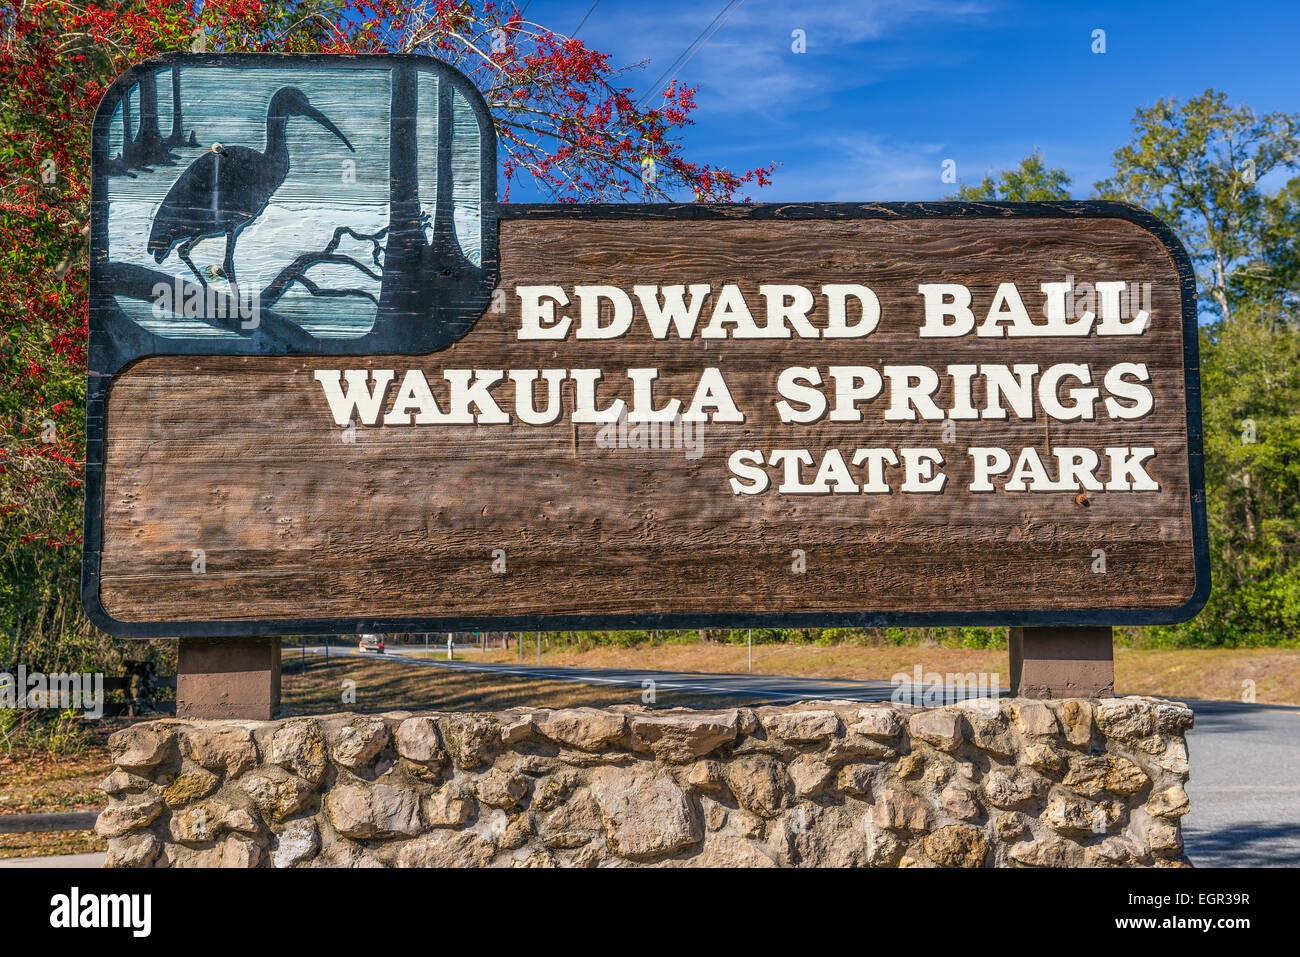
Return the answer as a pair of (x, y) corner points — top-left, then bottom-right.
(378, 63), (484, 351)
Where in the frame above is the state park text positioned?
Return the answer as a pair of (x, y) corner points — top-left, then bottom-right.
(314, 277), (1163, 498)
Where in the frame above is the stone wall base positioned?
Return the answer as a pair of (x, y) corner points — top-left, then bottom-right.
(98, 696), (1193, 867)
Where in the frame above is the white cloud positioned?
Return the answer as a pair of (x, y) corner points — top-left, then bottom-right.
(775, 132), (951, 200)
(576, 0), (995, 117)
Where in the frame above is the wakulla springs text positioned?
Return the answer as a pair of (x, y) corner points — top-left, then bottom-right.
(312, 278), (1165, 497)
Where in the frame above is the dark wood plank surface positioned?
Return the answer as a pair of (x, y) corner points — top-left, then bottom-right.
(97, 214), (1196, 624)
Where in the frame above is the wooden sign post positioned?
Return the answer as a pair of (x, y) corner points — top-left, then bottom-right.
(84, 55), (1208, 717)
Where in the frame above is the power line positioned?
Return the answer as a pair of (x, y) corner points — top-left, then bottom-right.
(634, 0), (744, 110)
(572, 0), (599, 37)
(658, 0), (744, 100)
(635, 1), (735, 109)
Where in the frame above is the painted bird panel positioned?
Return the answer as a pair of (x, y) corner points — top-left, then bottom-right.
(92, 57), (497, 370)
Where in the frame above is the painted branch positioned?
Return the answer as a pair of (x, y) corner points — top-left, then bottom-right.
(97, 261), (318, 351)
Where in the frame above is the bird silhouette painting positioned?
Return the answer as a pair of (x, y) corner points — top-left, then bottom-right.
(146, 87), (355, 296)
(92, 57), (498, 374)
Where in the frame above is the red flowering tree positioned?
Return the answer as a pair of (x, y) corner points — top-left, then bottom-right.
(0, 0), (773, 671)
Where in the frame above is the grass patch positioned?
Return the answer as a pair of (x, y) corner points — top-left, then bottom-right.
(0, 744), (112, 860)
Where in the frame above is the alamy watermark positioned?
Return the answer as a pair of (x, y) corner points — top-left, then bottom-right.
(0, 666), (105, 719)
(151, 275), (260, 329)
(50, 887), (151, 937)
(1061, 274), (1151, 322)
(594, 409), (704, 459)
(890, 664), (1001, 713)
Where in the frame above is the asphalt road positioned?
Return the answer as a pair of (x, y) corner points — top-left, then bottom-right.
(311, 647), (1300, 867)
(1179, 700), (1300, 867)
(309, 645), (908, 702)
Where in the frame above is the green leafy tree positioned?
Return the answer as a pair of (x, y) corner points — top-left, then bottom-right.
(1229, 176), (1300, 315)
(952, 149), (1072, 201)
(1151, 307), (1300, 646)
(1095, 90), (1300, 323)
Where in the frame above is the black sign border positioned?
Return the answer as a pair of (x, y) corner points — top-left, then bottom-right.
(82, 198), (1210, 637)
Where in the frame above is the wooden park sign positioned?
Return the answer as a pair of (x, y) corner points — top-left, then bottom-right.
(84, 53), (1209, 643)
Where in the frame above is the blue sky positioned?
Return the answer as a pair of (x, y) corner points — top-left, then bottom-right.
(513, 0), (1300, 201)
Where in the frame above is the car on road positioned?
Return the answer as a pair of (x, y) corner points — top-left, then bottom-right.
(358, 634), (385, 654)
